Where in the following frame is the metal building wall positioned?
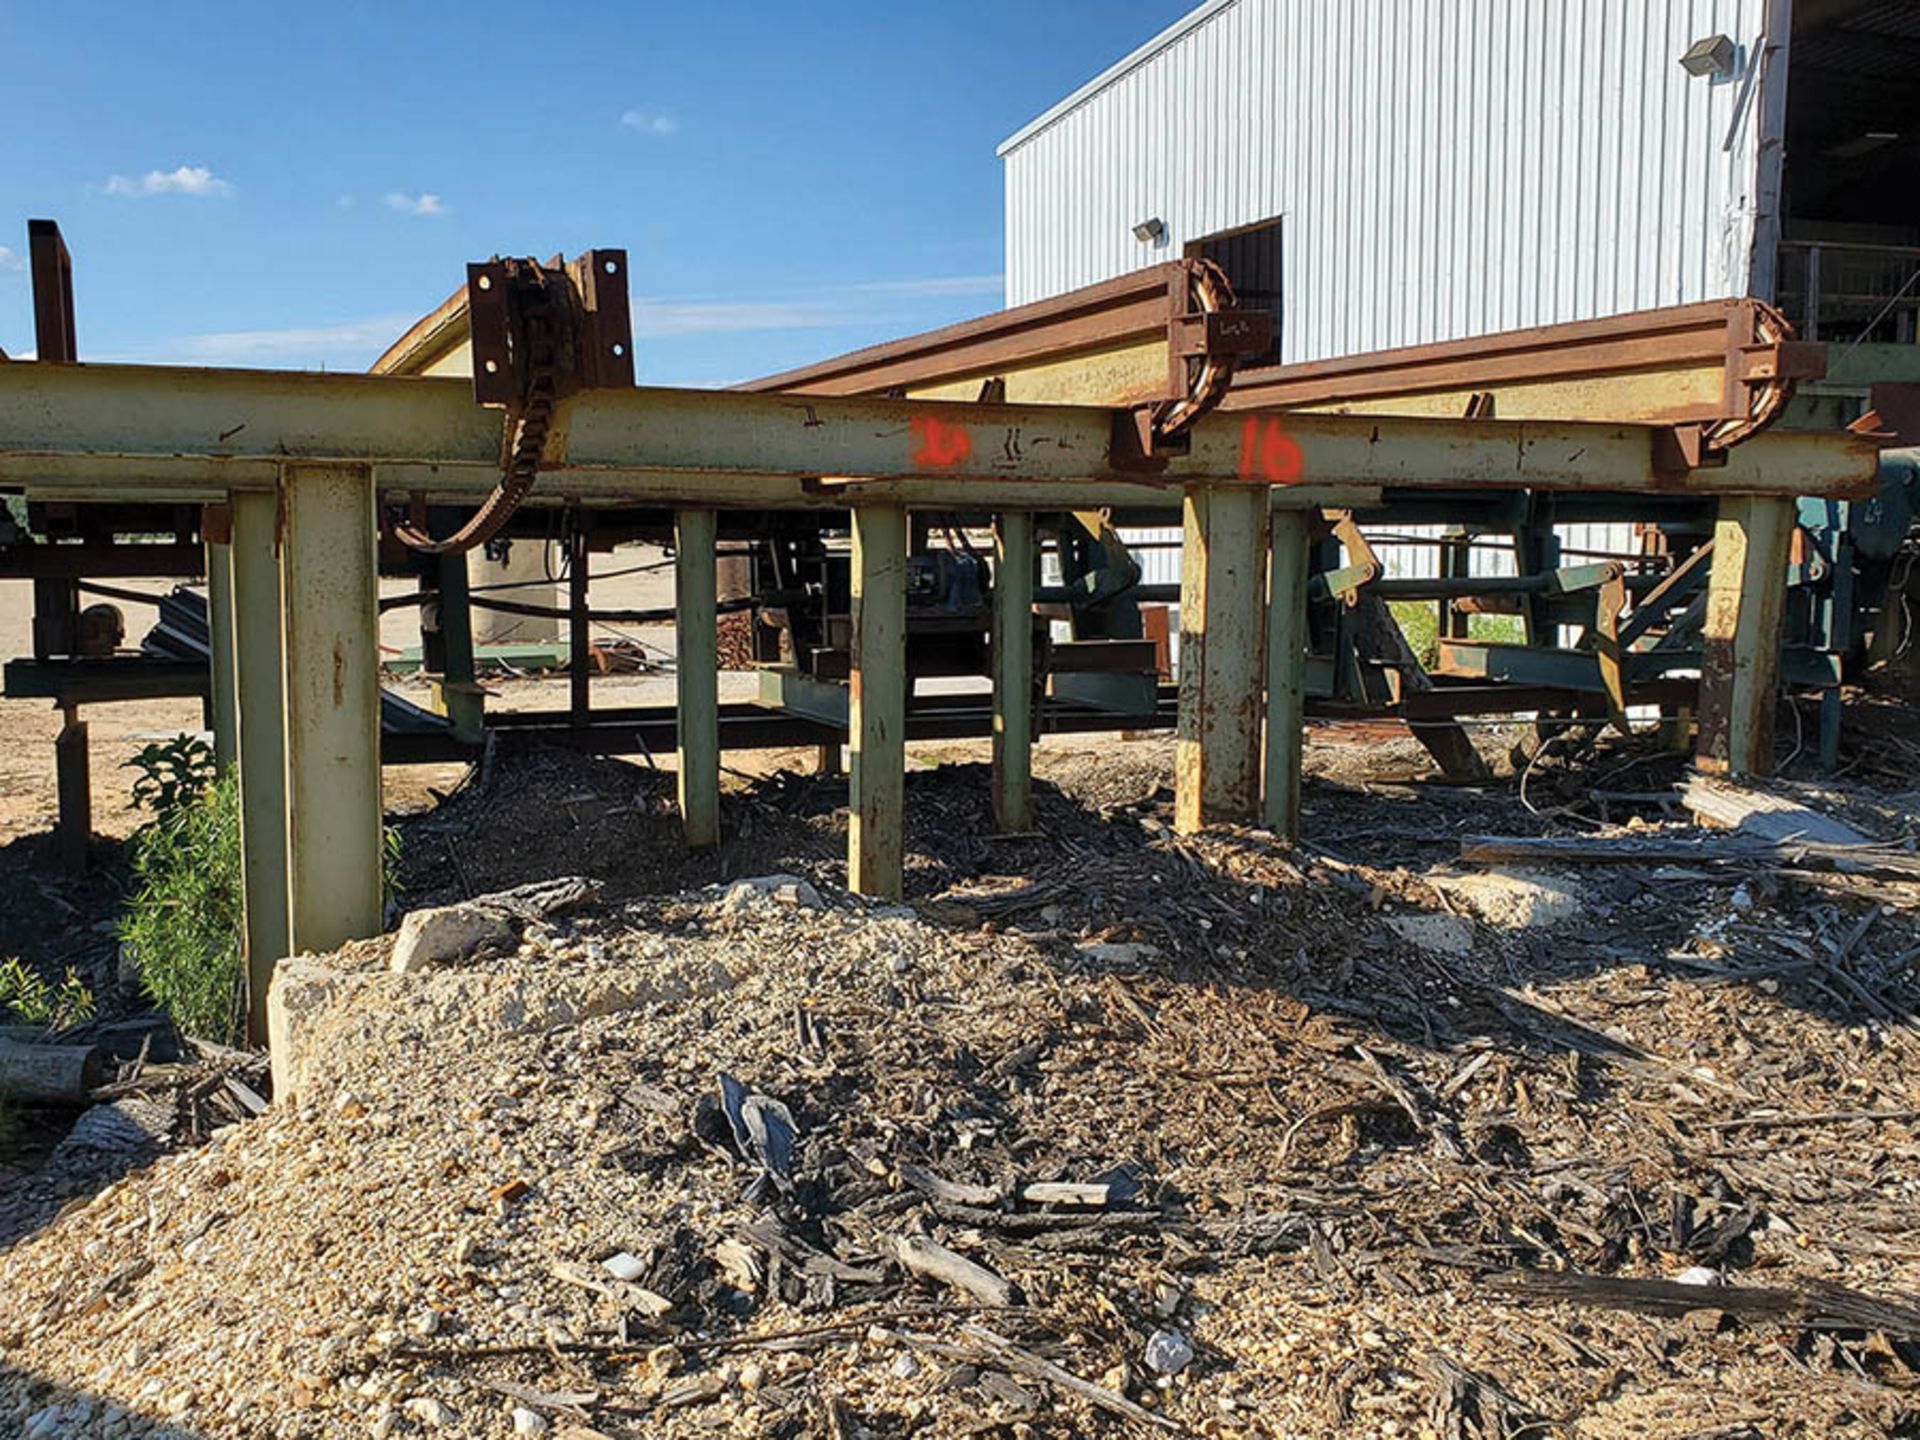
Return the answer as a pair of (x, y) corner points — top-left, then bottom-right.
(1002, 0), (1786, 361)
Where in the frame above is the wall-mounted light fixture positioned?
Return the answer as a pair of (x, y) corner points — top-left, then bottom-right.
(1132, 217), (1166, 243)
(1679, 34), (1735, 77)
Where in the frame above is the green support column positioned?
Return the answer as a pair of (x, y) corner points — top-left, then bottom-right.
(991, 511), (1035, 833)
(430, 532), (484, 744)
(848, 503), (907, 899)
(1696, 495), (1794, 777)
(53, 707), (90, 873)
(675, 508), (720, 848)
(1262, 508), (1311, 839)
(1176, 484), (1270, 834)
(229, 491), (289, 1044)
(280, 462), (383, 955)
(206, 534), (238, 771)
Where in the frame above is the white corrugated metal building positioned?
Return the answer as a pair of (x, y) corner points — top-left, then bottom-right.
(998, 0), (1920, 589)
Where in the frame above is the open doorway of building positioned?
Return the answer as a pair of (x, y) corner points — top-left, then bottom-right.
(1186, 216), (1283, 363)
(1780, 1), (1920, 342)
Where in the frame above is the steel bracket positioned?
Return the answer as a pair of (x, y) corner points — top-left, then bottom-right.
(1171, 309), (1273, 360)
(1109, 407), (1178, 471)
(1652, 423), (1726, 476)
(1737, 340), (1825, 383)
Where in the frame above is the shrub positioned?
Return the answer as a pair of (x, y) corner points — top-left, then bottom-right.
(114, 732), (400, 1048)
(0, 956), (95, 1032)
(0, 957), (94, 1150)
(125, 734), (216, 816)
(119, 770), (246, 1046)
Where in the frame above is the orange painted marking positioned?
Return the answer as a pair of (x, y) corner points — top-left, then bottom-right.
(1239, 415), (1306, 484)
(911, 415), (974, 470)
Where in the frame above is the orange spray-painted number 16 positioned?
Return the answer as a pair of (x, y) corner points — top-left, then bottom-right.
(1239, 415), (1306, 484)
(910, 415), (974, 470)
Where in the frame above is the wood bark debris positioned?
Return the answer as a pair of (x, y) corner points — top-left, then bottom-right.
(890, 1233), (1017, 1307)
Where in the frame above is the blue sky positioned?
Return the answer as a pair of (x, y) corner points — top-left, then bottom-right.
(0, 2), (1191, 384)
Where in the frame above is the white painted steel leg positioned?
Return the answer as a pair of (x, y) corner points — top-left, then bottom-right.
(991, 511), (1035, 834)
(206, 535), (238, 770)
(1176, 484), (1269, 834)
(279, 463), (383, 954)
(675, 508), (720, 848)
(229, 490), (289, 1044)
(849, 503), (907, 899)
(1696, 495), (1794, 777)
(1263, 508), (1310, 838)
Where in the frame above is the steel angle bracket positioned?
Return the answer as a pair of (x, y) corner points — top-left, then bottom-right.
(465, 259), (516, 405)
(563, 248), (635, 391)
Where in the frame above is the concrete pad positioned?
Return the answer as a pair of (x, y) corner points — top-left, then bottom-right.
(267, 959), (351, 1104)
(267, 953), (738, 1107)
(1385, 913), (1475, 957)
(1433, 868), (1583, 930)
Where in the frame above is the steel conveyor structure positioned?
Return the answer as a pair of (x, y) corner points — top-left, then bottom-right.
(0, 227), (1885, 1043)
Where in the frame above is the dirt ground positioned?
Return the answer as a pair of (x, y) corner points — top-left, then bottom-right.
(4, 557), (1920, 1438)
(1, 725), (1918, 1438)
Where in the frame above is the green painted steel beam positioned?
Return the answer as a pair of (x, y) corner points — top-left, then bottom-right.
(229, 490), (289, 1045)
(758, 666), (851, 727)
(991, 511), (1035, 833)
(1435, 639), (1702, 688)
(848, 503), (907, 900)
(674, 508), (720, 849)
(431, 539), (485, 744)
(280, 462), (384, 954)
(0, 362), (1878, 504)
(1262, 509), (1311, 839)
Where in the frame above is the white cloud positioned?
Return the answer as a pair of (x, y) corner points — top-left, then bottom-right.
(102, 165), (234, 198)
(384, 191), (446, 217)
(163, 315), (417, 366)
(619, 108), (678, 136)
(0, 246), (22, 273)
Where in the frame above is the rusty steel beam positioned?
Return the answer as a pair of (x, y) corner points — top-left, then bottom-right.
(1226, 299), (1825, 454)
(743, 261), (1268, 413)
(741, 270), (1825, 463)
(28, 220), (76, 365)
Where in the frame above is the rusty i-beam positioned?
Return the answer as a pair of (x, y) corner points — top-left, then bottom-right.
(0, 317), (1879, 994)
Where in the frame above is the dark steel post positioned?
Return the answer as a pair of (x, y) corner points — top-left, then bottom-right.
(54, 705), (90, 872)
(569, 515), (592, 726)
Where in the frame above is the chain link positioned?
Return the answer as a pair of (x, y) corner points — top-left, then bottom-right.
(392, 260), (568, 557)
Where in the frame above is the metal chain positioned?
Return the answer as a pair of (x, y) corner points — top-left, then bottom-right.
(392, 260), (567, 557)
(1707, 298), (1798, 452)
(1152, 257), (1241, 442)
